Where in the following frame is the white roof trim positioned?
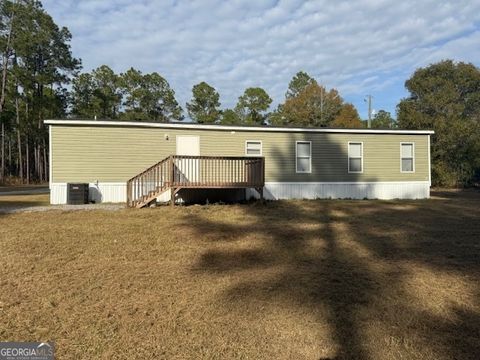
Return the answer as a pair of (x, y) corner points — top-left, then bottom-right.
(44, 119), (434, 135)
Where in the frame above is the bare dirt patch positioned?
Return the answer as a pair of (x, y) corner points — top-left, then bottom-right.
(0, 191), (479, 359)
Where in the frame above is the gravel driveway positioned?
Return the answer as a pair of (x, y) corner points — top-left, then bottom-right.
(0, 186), (126, 213)
(0, 186), (49, 196)
(0, 203), (126, 214)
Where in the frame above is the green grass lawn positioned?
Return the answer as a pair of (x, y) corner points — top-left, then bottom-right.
(0, 190), (479, 359)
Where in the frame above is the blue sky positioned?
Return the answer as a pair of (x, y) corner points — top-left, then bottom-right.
(42, 0), (480, 120)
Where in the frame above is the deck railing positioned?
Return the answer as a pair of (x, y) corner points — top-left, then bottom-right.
(126, 155), (264, 207)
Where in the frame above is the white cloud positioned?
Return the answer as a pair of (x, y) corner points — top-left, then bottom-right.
(42, 0), (480, 117)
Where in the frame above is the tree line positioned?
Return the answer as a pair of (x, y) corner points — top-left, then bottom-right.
(397, 60), (480, 187)
(69, 66), (373, 128)
(186, 71), (381, 128)
(0, 1), (478, 186)
(0, 0), (80, 184)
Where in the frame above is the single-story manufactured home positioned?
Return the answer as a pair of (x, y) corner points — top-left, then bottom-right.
(45, 119), (433, 206)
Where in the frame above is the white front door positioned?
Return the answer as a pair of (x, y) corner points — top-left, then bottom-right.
(176, 136), (200, 182)
(176, 135), (200, 156)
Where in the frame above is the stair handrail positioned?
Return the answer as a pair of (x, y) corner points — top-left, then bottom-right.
(126, 155), (173, 207)
(126, 156), (171, 184)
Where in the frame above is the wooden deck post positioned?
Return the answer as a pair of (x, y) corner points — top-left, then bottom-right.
(169, 155), (174, 187)
(256, 187), (264, 201)
(170, 187), (175, 206)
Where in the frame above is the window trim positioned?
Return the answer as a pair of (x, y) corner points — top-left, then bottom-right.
(400, 142), (415, 173)
(245, 140), (263, 156)
(295, 140), (312, 174)
(348, 141), (364, 174)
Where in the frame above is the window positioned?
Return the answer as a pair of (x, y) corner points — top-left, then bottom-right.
(245, 140), (262, 156)
(348, 142), (363, 173)
(401, 142), (415, 172)
(296, 141), (311, 173)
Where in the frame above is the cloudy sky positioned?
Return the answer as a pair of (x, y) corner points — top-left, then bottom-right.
(42, 0), (480, 119)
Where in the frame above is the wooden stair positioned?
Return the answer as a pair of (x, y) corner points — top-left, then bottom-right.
(126, 155), (265, 208)
(136, 186), (169, 208)
(127, 157), (172, 208)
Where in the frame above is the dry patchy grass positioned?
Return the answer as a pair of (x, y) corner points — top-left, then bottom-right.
(0, 191), (479, 359)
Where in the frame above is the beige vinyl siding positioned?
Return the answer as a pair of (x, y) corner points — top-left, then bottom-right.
(51, 125), (429, 183)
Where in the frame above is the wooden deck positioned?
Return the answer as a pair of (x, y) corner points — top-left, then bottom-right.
(126, 155), (265, 208)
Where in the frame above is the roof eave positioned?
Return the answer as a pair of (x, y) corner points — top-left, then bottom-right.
(43, 119), (435, 135)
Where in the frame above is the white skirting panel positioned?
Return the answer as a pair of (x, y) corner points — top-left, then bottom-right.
(157, 189), (171, 203)
(50, 183), (67, 204)
(50, 183), (126, 204)
(51, 181), (430, 204)
(246, 181), (430, 200)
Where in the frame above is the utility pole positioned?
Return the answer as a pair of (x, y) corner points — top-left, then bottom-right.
(320, 86), (323, 125)
(365, 95), (373, 128)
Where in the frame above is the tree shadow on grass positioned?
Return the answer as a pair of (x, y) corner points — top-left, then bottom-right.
(185, 191), (480, 359)
(187, 201), (377, 359)
(182, 130), (480, 358)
